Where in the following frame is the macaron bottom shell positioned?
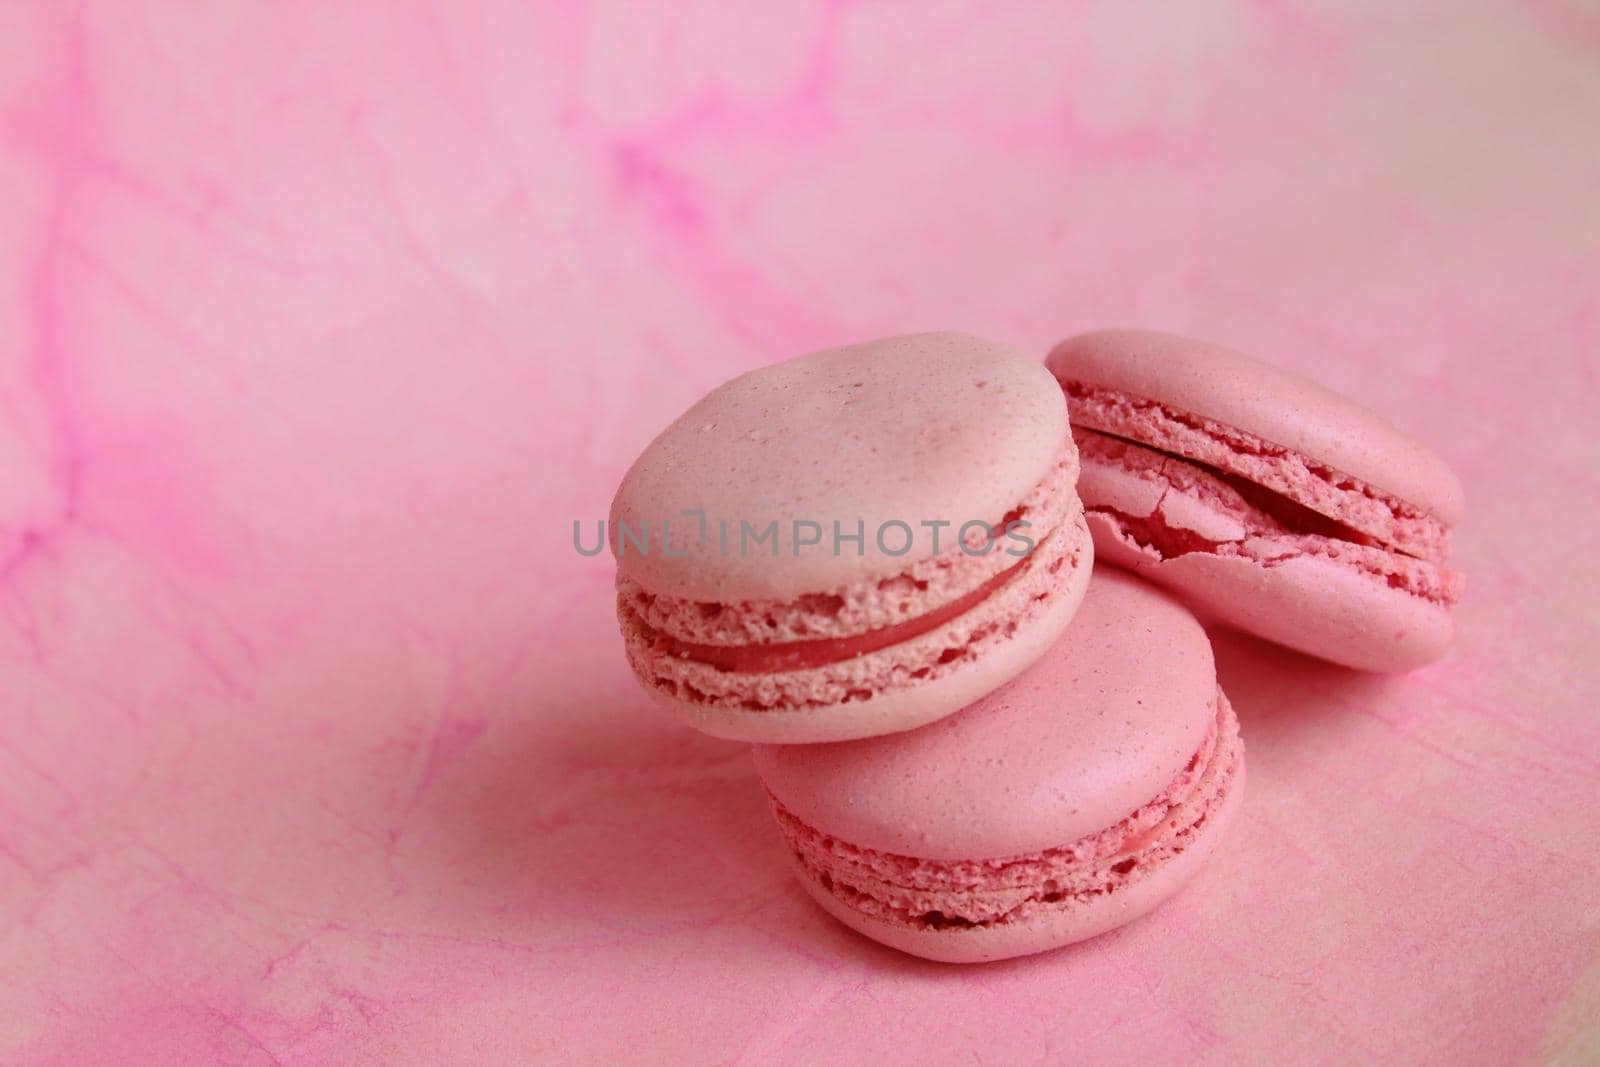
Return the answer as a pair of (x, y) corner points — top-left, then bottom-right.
(777, 692), (1245, 963)
(1077, 431), (1457, 671)
(629, 509), (1093, 743)
(1089, 514), (1454, 671)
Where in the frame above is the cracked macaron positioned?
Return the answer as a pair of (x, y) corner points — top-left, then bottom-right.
(609, 332), (1092, 743)
(753, 569), (1245, 963)
(1048, 329), (1464, 672)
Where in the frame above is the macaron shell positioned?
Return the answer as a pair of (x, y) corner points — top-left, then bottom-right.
(1078, 439), (1455, 670)
(1088, 514), (1453, 671)
(753, 569), (1216, 857)
(791, 748), (1245, 964)
(1048, 329), (1464, 524)
(612, 332), (1069, 602)
(647, 510), (1092, 743)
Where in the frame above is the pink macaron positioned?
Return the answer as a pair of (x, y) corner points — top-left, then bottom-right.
(611, 332), (1093, 743)
(753, 570), (1244, 963)
(1047, 329), (1464, 672)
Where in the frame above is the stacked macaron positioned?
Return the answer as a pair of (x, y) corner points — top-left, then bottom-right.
(754, 569), (1243, 962)
(608, 330), (1460, 963)
(611, 333), (1092, 744)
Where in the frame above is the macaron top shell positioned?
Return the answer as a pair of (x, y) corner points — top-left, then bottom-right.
(1048, 329), (1464, 524)
(611, 333), (1068, 601)
(753, 570), (1215, 860)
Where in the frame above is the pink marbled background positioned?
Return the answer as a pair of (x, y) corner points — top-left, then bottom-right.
(2, 3), (1597, 1064)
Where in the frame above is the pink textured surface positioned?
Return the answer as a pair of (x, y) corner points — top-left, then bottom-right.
(2, 4), (1597, 1065)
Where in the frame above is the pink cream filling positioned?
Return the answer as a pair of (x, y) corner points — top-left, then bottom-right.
(622, 520), (1084, 712)
(1063, 382), (1451, 561)
(625, 550), (1033, 673)
(618, 441), (1082, 676)
(620, 443), (1082, 648)
(1078, 429), (1463, 605)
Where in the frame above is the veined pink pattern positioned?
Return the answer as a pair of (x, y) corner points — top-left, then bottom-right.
(1, 4), (1595, 1064)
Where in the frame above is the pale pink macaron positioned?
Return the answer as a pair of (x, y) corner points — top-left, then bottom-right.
(1047, 330), (1464, 672)
(610, 332), (1093, 743)
(754, 569), (1245, 963)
